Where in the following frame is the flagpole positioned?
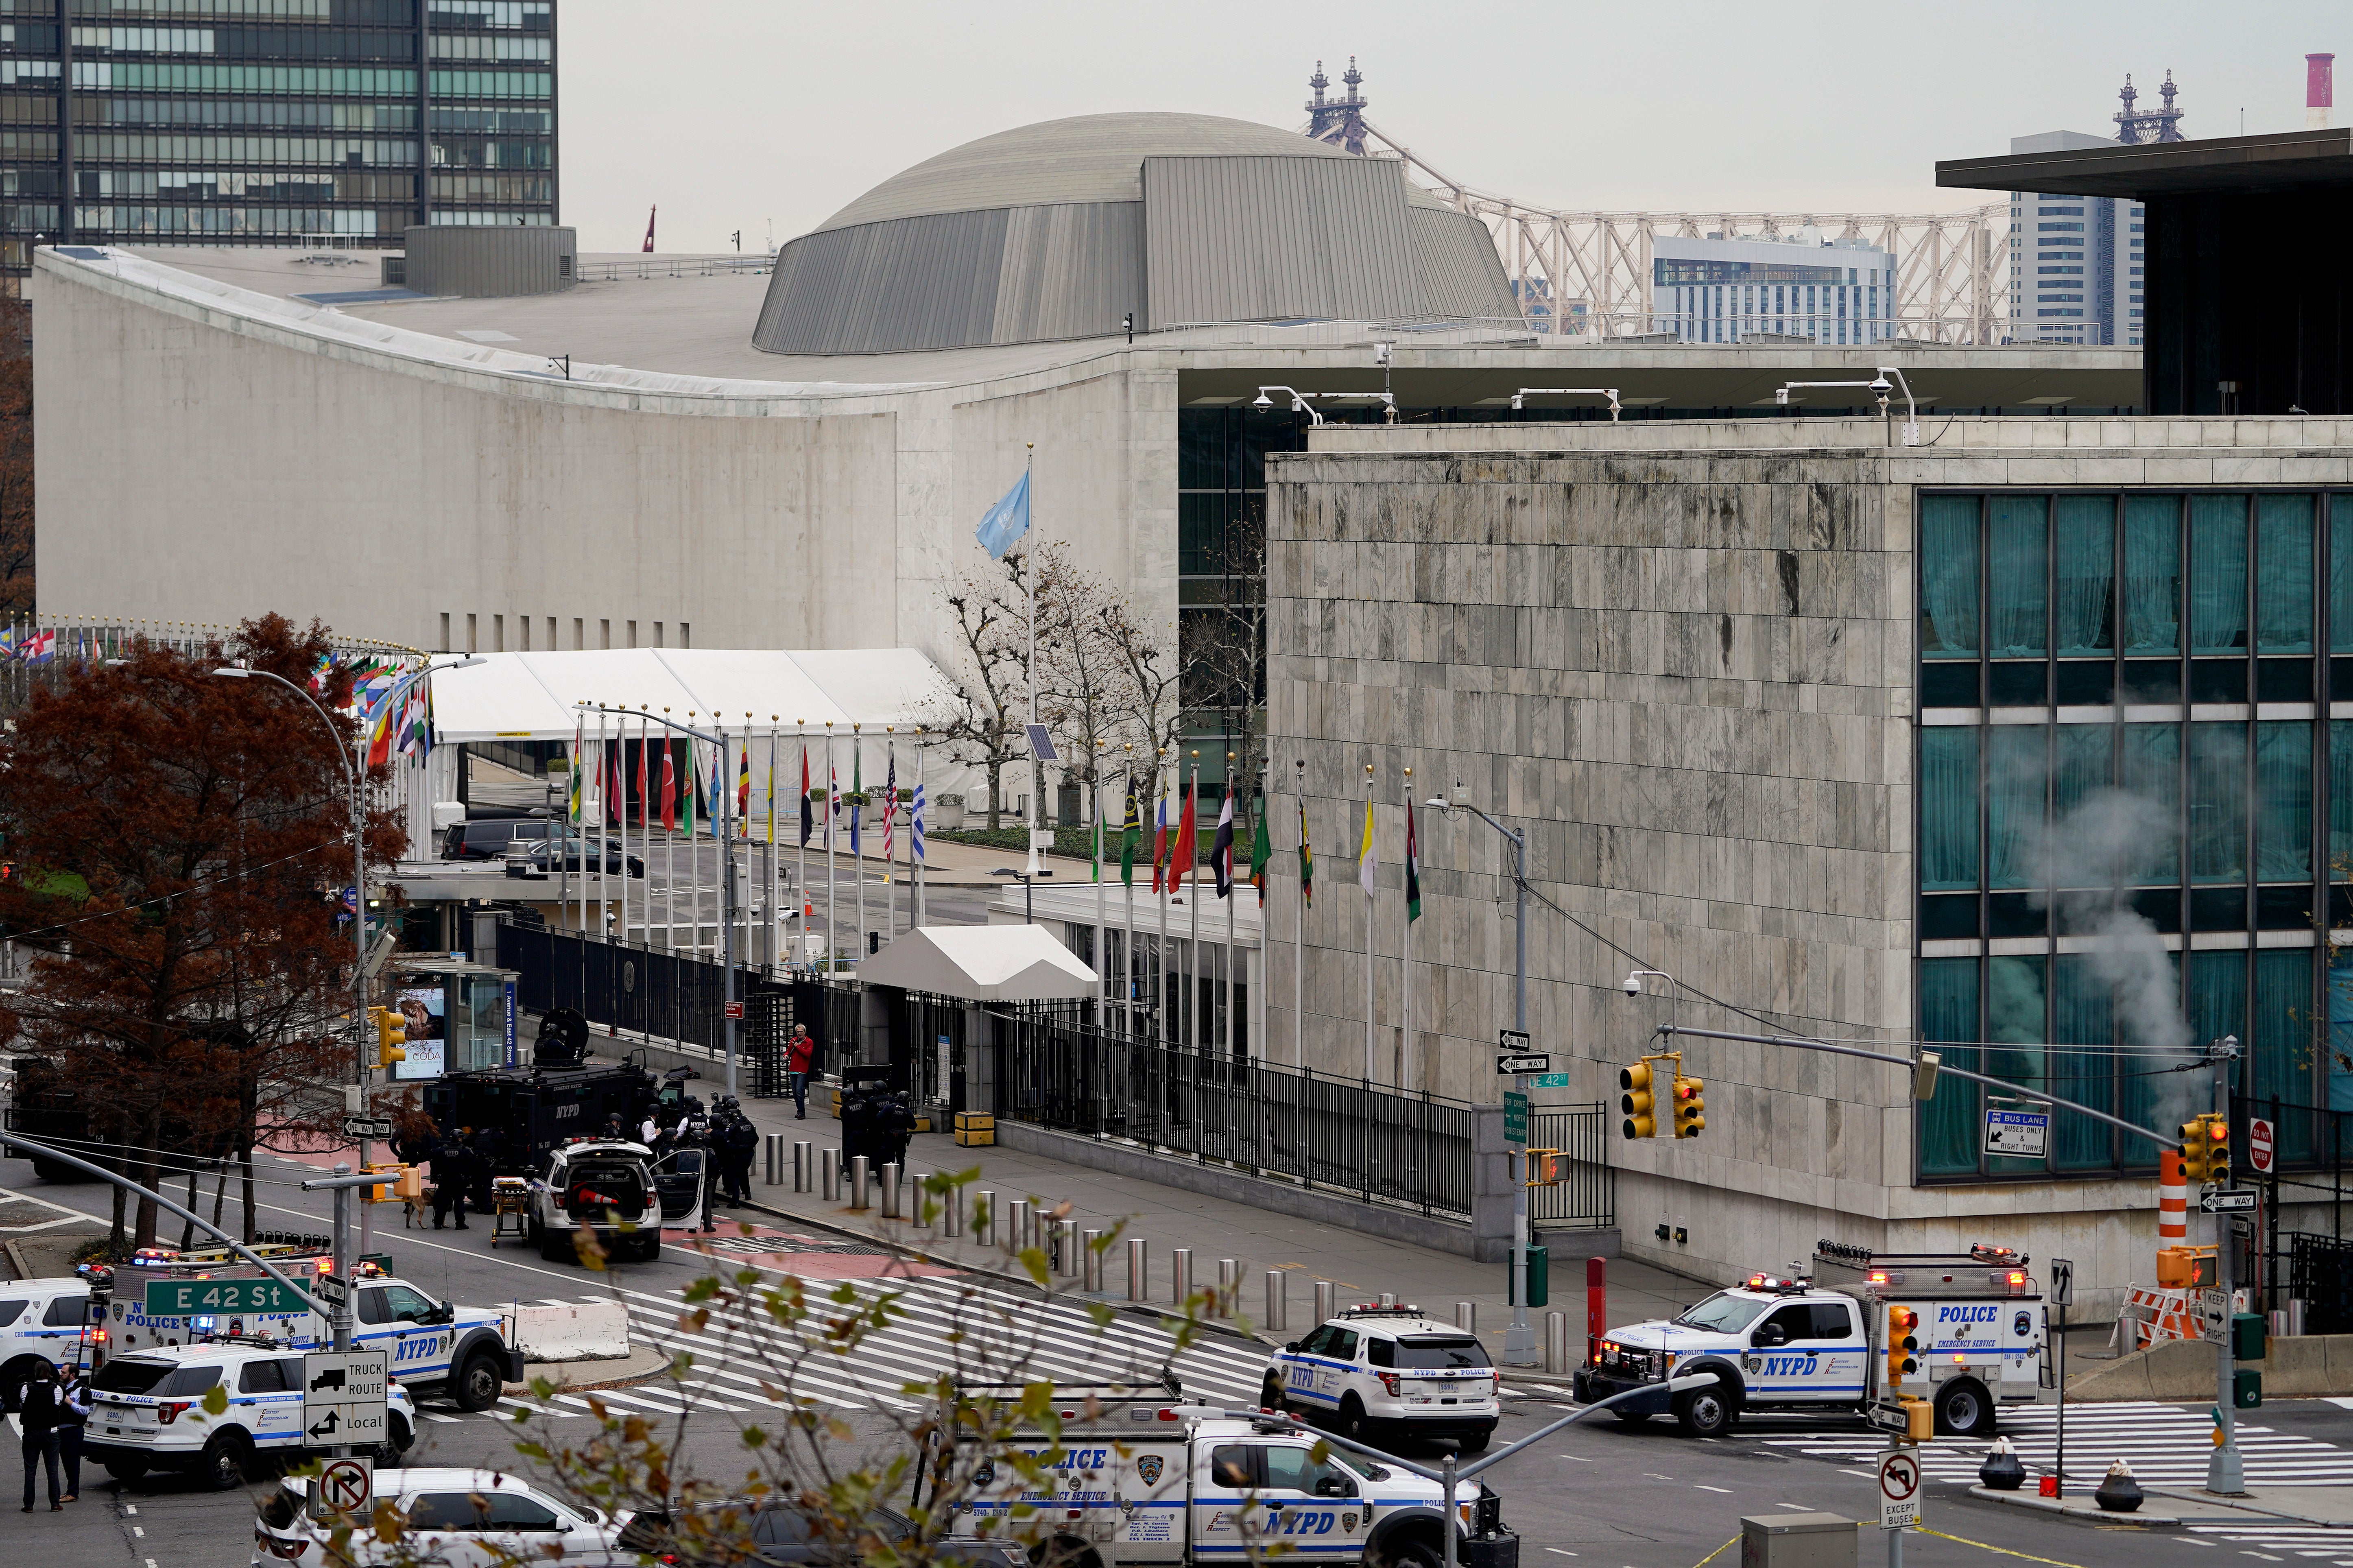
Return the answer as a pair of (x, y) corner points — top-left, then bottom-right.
(1093, 744), (1106, 1034)
(798, 723), (810, 968)
(913, 732), (927, 929)
(853, 723), (866, 968)
(596, 710), (609, 943)
(1187, 751), (1200, 1059)
(1363, 761), (1375, 1085)
(1022, 442), (1042, 879)
(825, 723), (837, 972)
(1122, 747), (1137, 1041)
(1224, 753), (1236, 1062)
(768, 721), (780, 975)
(668, 711), (681, 955)
(1155, 750), (1169, 1057)
(884, 730), (897, 946)
(1401, 766), (1414, 1095)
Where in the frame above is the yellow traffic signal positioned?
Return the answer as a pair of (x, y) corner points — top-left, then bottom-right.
(371, 1005), (407, 1070)
(2180, 1114), (2229, 1185)
(1673, 1076), (1706, 1139)
(359, 1162), (402, 1205)
(1886, 1304), (1920, 1387)
(1619, 1061), (1657, 1140)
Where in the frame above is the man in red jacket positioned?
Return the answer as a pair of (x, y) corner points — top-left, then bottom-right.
(786, 1025), (814, 1119)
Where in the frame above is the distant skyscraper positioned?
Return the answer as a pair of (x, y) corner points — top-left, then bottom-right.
(1650, 230), (1896, 346)
(2006, 78), (2172, 348)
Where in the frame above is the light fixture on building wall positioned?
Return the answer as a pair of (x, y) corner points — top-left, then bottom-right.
(1775, 365), (1919, 444)
(1510, 387), (1621, 420)
(1253, 387), (1397, 425)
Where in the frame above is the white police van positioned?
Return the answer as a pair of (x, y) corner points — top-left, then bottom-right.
(0, 1277), (109, 1409)
(83, 1340), (419, 1490)
(1260, 1304), (1500, 1452)
(1576, 1241), (2050, 1438)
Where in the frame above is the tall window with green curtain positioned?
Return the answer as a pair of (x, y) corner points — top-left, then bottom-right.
(2116, 950), (2183, 1171)
(2334, 497), (2353, 653)
(2255, 721), (2314, 883)
(2254, 948), (2316, 1161)
(2119, 723), (2181, 884)
(2189, 494), (2249, 654)
(2052, 725), (2113, 849)
(2053, 496), (2115, 657)
(1919, 728), (1980, 891)
(1921, 496), (1980, 658)
(1986, 727), (2046, 889)
(2190, 949), (2247, 1066)
(2333, 719), (2353, 880)
(2187, 722), (2248, 883)
(1986, 955), (2048, 1175)
(2257, 495), (2315, 653)
(1917, 959), (1982, 1177)
(1988, 496), (2048, 658)
(2052, 957), (2116, 1170)
(2123, 495), (2182, 653)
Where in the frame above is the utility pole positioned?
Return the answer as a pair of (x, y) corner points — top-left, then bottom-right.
(2208, 1033), (2245, 1496)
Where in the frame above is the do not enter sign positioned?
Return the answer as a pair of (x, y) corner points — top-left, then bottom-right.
(2250, 1117), (2275, 1175)
(308, 1455), (374, 1520)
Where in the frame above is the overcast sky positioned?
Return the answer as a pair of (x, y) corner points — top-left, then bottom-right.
(562, 1), (2346, 255)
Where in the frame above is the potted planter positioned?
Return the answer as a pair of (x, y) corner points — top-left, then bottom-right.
(933, 793), (966, 830)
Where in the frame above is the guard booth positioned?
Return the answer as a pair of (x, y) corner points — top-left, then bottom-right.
(851, 925), (1099, 1129)
(380, 955), (519, 1079)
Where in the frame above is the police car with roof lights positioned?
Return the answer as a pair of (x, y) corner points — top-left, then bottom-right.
(951, 1382), (1515, 1568)
(85, 1340), (418, 1490)
(1259, 1304), (1500, 1452)
(0, 1277), (112, 1409)
(1574, 1241), (2051, 1438)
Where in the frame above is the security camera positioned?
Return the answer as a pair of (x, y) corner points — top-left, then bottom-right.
(1774, 387), (1790, 406)
(1373, 342), (1393, 366)
(1868, 376), (1892, 393)
(1252, 391), (1273, 408)
(1624, 972), (1644, 997)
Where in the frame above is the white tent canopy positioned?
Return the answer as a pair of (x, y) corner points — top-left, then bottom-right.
(854, 924), (1098, 1002)
(428, 648), (951, 742)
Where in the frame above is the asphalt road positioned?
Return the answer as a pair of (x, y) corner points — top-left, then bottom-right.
(3, 1153), (2348, 1568)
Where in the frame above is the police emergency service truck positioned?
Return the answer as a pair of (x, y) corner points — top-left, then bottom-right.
(946, 1386), (1516, 1568)
(1574, 1241), (2050, 1438)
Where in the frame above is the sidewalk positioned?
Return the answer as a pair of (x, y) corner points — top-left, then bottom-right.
(724, 1092), (1714, 1366)
(1969, 1481), (2353, 1528)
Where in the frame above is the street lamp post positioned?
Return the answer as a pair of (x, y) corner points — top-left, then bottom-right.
(1428, 788), (1536, 1368)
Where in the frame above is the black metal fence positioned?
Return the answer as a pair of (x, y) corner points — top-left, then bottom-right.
(2288, 1231), (2353, 1334)
(497, 922), (786, 1095)
(1529, 1107), (1617, 1232)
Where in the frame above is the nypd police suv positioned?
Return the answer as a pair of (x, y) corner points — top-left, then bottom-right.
(1259, 1304), (1500, 1452)
(1576, 1240), (2050, 1438)
(83, 1340), (419, 1489)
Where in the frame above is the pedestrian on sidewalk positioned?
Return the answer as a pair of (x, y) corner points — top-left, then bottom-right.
(17, 1364), (61, 1512)
(53, 1363), (85, 1503)
(786, 1025), (813, 1118)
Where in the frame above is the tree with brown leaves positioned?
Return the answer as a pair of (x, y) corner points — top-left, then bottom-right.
(0, 614), (405, 1248)
(0, 296), (29, 618)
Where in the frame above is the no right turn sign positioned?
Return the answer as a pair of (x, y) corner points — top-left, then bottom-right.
(308, 1455), (374, 1520)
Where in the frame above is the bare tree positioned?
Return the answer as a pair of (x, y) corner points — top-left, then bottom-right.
(1185, 500), (1269, 796)
(1099, 597), (1186, 808)
(930, 553), (1031, 830)
(1035, 546), (1130, 816)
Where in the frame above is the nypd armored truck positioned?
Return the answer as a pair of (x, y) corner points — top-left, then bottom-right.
(948, 1386), (1516, 1568)
(1575, 1241), (2050, 1438)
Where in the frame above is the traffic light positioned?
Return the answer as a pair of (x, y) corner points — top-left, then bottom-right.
(1672, 1076), (1706, 1138)
(1886, 1304), (1920, 1387)
(370, 1006), (407, 1070)
(1619, 1060), (1657, 1140)
(2180, 1114), (2228, 1185)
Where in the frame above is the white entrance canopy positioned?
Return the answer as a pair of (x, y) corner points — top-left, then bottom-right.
(427, 648), (950, 742)
(855, 924), (1098, 1003)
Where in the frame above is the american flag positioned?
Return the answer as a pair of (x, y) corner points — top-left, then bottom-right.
(880, 744), (896, 867)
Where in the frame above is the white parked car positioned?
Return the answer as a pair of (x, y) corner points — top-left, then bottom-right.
(528, 1138), (666, 1264)
(86, 1340), (417, 1490)
(1261, 1304), (1500, 1451)
(255, 1467), (633, 1567)
(0, 1278), (105, 1410)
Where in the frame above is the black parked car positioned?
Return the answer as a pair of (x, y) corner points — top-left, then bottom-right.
(514, 835), (644, 879)
(443, 817), (562, 860)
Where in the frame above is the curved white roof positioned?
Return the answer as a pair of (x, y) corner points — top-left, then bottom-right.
(427, 649), (950, 741)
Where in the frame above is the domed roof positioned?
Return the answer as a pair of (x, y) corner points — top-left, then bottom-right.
(815, 111), (1442, 233)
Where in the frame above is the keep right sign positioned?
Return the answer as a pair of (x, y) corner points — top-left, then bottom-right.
(2250, 1117), (2275, 1175)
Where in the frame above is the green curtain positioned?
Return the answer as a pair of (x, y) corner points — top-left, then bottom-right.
(1920, 495), (1981, 658)
(2119, 723), (2181, 884)
(2187, 722), (2248, 884)
(2189, 948), (2248, 1064)
(1986, 955), (2049, 1175)
(1918, 959), (1982, 1177)
(2052, 496), (2115, 657)
(2333, 497), (2353, 654)
(2254, 721), (2313, 883)
(2123, 494), (2181, 654)
(1988, 496), (2048, 658)
(2051, 956), (2115, 1170)
(1987, 726), (2046, 890)
(2189, 494), (2249, 655)
(1919, 727), (1981, 891)
(2255, 494), (2315, 654)
(2333, 719), (2353, 880)
(2052, 724), (2113, 832)
(2329, 947), (2353, 1113)
(2253, 948), (2316, 1160)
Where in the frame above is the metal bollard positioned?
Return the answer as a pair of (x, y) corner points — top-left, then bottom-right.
(821, 1147), (840, 1202)
(847, 1155), (870, 1210)
(1456, 1302), (1476, 1332)
(1265, 1269), (1287, 1333)
(881, 1162), (901, 1220)
(907, 1171), (929, 1227)
(1314, 1280), (1336, 1324)
(792, 1140), (813, 1194)
(1056, 1219), (1081, 1278)
(1545, 1311), (1568, 1374)
(973, 1190), (995, 1247)
(1171, 1247), (1194, 1305)
(1127, 1238), (1148, 1302)
(942, 1181), (963, 1238)
(764, 1133), (784, 1186)
(1081, 1229), (1103, 1291)
(1216, 1258), (1240, 1319)
(1005, 1199), (1031, 1254)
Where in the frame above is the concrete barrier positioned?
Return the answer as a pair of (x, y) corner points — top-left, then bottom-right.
(2069, 1330), (2353, 1401)
(509, 1299), (631, 1362)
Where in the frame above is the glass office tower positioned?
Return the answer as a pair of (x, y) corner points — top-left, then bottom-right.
(0, 0), (554, 283)
(1915, 490), (2351, 1180)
